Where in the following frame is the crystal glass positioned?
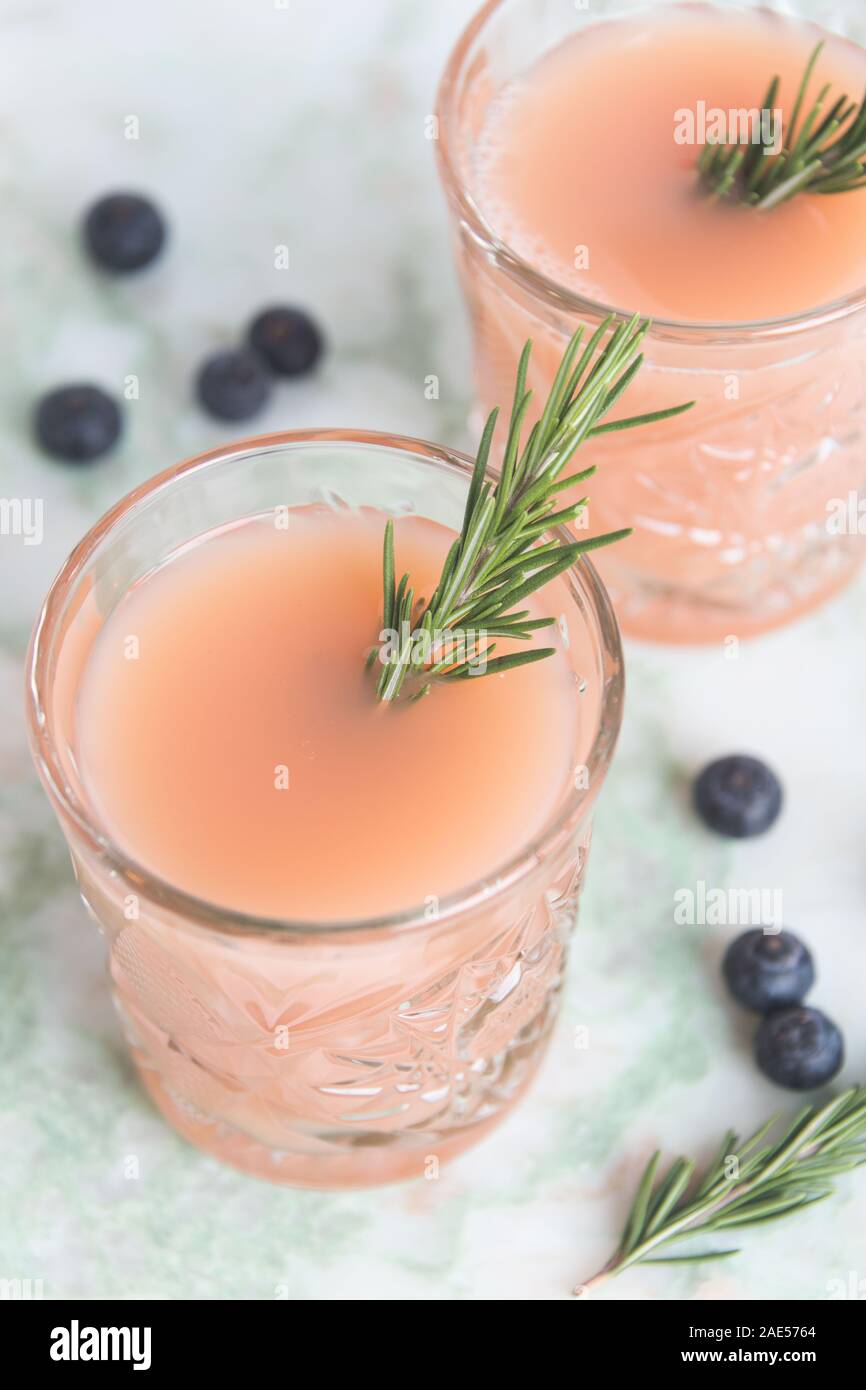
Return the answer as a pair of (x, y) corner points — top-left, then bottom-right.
(436, 0), (866, 643)
(26, 428), (623, 1188)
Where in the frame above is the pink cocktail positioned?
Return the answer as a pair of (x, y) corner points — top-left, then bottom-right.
(437, 0), (866, 641)
(27, 430), (623, 1187)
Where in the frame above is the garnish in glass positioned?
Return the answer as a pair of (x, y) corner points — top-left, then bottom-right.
(370, 315), (693, 702)
(699, 41), (866, 209)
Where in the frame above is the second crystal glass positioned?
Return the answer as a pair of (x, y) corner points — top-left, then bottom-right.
(436, 0), (866, 642)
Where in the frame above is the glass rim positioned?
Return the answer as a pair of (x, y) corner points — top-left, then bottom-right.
(434, 0), (866, 343)
(26, 425), (624, 941)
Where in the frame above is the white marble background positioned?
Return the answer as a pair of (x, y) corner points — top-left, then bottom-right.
(2, 0), (866, 1301)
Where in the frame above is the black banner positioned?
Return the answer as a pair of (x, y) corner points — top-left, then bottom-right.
(3, 1298), (859, 1372)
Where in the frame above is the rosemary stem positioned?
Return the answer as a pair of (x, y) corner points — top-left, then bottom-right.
(574, 1087), (866, 1295)
(370, 318), (693, 701)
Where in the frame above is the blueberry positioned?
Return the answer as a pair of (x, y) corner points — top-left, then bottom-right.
(196, 348), (272, 421)
(247, 306), (323, 377)
(693, 755), (782, 838)
(754, 1006), (844, 1090)
(83, 193), (167, 273)
(34, 385), (122, 462)
(722, 928), (814, 1012)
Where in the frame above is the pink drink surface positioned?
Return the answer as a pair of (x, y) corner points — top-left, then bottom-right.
(474, 4), (866, 322)
(75, 507), (582, 921)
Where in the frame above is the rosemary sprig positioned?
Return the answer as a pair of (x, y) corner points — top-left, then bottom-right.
(370, 315), (693, 701)
(576, 1085), (866, 1295)
(699, 41), (866, 209)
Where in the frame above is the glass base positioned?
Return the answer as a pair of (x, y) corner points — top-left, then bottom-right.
(135, 1053), (544, 1189)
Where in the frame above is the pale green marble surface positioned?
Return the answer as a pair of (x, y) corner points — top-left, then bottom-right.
(2, 0), (866, 1301)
